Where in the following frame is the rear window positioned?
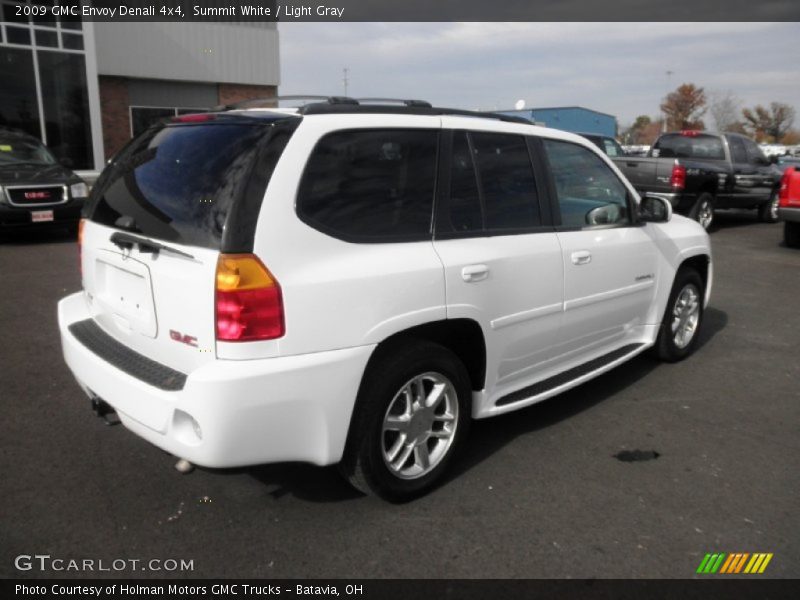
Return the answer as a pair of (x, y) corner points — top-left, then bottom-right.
(652, 134), (725, 160)
(89, 120), (283, 249)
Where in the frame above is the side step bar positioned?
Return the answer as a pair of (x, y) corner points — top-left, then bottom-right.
(495, 343), (646, 407)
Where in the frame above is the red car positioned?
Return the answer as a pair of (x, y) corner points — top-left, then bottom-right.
(777, 166), (800, 248)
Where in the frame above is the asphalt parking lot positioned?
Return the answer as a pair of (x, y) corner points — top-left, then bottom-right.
(1, 213), (798, 580)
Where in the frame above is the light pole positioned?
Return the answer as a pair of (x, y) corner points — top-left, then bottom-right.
(663, 70), (674, 133)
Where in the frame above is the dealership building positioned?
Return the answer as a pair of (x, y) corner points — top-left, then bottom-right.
(0, 10), (279, 174)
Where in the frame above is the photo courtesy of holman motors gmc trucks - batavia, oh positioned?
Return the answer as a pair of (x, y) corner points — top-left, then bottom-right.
(58, 97), (712, 501)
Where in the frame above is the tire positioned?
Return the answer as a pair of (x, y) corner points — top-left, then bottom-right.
(785, 221), (800, 248)
(339, 340), (472, 502)
(689, 193), (715, 231)
(653, 268), (704, 362)
(758, 193), (780, 223)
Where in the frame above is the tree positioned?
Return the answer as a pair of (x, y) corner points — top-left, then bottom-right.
(660, 83), (707, 131)
(623, 115), (652, 144)
(742, 102), (796, 142)
(709, 90), (744, 133)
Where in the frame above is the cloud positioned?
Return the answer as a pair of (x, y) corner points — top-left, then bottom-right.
(279, 22), (800, 126)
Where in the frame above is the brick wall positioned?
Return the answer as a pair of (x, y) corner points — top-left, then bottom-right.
(98, 76), (131, 160)
(217, 84), (277, 107)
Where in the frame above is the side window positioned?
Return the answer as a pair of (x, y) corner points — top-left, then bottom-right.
(448, 132), (483, 232)
(470, 132), (541, 230)
(543, 139), (630, 229)
(603, 138), (622, 157)
(728, 136), (748, 164)
(743, 138), (767, 164)
(296, 129), (438, 242)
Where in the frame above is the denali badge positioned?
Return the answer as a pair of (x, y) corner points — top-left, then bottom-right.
(169, 330), (198, 347)
(635, 274), (654, 281)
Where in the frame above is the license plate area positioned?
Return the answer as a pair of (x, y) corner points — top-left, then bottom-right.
(31, 210), (54, 222)
(94, 254), (157, 338)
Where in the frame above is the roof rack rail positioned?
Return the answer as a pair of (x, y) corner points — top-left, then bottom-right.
(212, 95), (359, 111)
(357, 98), (433, 108)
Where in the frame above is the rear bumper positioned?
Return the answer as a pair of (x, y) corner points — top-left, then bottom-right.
(0, 200), (82, 230)
(58, 292), (375, 468)
(777, 207), (800, 223)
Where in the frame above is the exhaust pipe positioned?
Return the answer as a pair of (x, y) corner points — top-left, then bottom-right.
(90, 397), (120, 426)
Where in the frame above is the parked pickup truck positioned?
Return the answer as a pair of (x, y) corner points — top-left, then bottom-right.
(583, 131), (782, 230)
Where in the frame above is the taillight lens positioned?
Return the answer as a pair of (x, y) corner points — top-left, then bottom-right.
(78, 218), (85, 277)
(778, 167), (795, 208)
(670, 164), (686, 190)
(215, 254), (284, 341)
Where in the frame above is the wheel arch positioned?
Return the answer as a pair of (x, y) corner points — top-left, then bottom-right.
(363, 319), (487, 393)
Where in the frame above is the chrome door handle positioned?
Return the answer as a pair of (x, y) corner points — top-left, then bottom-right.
(461, 264), (489, 282)
(571, 251), (592, 265)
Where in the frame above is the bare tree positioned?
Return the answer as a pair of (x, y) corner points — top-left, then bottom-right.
(742, 102), (797, 142)
(709, 90), (743, 133)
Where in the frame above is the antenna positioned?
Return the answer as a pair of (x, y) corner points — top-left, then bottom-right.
(343, 67), (349, 97)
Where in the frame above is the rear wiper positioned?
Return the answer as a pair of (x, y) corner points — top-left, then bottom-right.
(110, 231), (194, 260)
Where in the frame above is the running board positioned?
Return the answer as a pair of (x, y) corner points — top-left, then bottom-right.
(495, 343), (646, 407)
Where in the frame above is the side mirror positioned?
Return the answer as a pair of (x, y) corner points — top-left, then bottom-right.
(769, 155), (779, 165)
(639, 194), (672, 223)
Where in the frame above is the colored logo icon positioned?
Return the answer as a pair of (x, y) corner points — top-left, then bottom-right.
(697, 553), (773, 574)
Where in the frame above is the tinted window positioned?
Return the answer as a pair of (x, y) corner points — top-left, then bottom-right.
(90, 122), (276, 249)
(728, 136), (747, 163)
(448, 132), (482, 232)
(743, 138), (767, 164)
(543, 139), (630, 228)
(471, 132), (540, 230)
(652, 133), (725, 160)
(297, 129), (438, 242)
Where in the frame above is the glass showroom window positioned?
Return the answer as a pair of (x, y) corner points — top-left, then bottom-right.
(0, 4), (94, 168)
(130, 107), (208, 137)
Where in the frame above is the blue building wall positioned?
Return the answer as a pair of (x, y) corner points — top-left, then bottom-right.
(499, 106), (617, 137)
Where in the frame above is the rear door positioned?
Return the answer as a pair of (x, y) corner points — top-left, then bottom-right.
(82, 116), (291, 373)
(432, 124), (563, 399)
(541, 137), (660, 361)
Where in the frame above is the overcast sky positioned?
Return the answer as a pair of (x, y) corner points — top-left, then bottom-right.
(279, 22), (800, 128)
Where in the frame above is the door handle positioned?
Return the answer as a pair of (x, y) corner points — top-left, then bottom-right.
(571, 251), (592, 266)
(461, 264), (489, 282)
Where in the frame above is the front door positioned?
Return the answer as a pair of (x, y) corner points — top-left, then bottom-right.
(540, 138), (660, 362)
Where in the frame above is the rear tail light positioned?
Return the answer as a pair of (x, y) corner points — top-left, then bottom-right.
(215, 254), (284, 342)
(679, 130), (700, 137)
(78, 218), (85, 277)
(670, 164), (686, 190)
(778, 167), (796, 208)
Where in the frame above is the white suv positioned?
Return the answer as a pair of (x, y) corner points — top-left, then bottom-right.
(58, 98), (712, 500)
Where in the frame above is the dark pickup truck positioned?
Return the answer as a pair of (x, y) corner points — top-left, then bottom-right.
(582, 131), (782, 230)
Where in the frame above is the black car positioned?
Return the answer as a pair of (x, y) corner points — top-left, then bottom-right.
(0, 128), (88, 233)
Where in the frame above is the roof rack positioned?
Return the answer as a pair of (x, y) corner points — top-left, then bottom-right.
(213, 95), (360, 111)
(357, 98), (433, 108)
(212, 95), (533, 125)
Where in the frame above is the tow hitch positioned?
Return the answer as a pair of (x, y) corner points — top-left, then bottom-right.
(91, 397), (120, 426)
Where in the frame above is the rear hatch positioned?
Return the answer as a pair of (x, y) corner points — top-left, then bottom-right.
(81, 113), (297, 373)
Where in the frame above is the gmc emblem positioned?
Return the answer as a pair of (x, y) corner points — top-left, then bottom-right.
(169, 329), (198, 347)
(25, 191), (51, 199)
